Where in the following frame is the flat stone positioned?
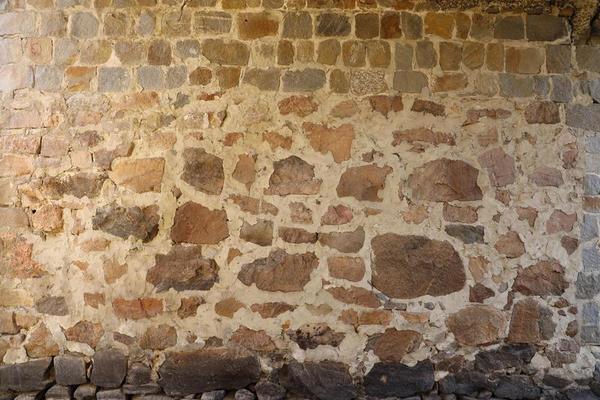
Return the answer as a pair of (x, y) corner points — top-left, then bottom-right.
(147, 245), (218, 292)
(71, 12), (98, 38)
(282, 69), (326, 92)
(494, 375), (540, 400)
(508, 298), (555, 344)
(0, 65), (33, 91)
(447, 305), (506, 346)
(367, 329), (422, 362)
(98, 67), (130, 92)
(158, 347), (260, 396)
(265, 156), (321, 195)
(499, 74), (534, 98)
(524, 101), (560, 124)
(513, 260), (567, 296)
(181, 148), (224, 195)
(280, 361), (356, 400)
(304, 122), (354, 163)
(316, 13), (350, 36)
(74, 384), (96, 400)
(194, 12), (232, 34)
(237, 12), (278, 40)
(337, 164), (391, 202)
(109, 158), (165, 193)
(526, 15), (567, 41)
(371, 234), (465, 299)
(282, 12), (311, 38)
(93, 204), (159, 242)
(170, 202), (228, 245)
(238, 250), (318, 292)
(318, 227), (364, 253)
(202, 39), (249, 66)
(365, 360), (434, 398)
(54, 355), (87, 386)
(46, 385), (72, 400)
(550, 75), (573, 103)
(1, 358), (53, 392)
(200, 391), (226, 400)
(445, 224), (485, 244)
(90, 349), (127, 388)
(240, 220), (273, 246)
(96, 389), (125, 400)
(234, 389), (255, 400)
(36, 296), (68, 316)
(529, 166), (564, 187)
(243, 68), (280, 91)
(393, 71), (428, 93)
(494, 15), (524, 39)
(566, 104), (600, 132)
(140, 324), (177, 350)
(409, 158), (482, 202)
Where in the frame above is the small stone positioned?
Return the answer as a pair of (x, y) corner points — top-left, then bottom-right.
(546, 210), (576, 234)
(201, 391), (226, 400)
(64, 320), (104, 348)
(109, 158), (164, 193)
(140, 324), (177, 350)
(265, 156), (321, 195)
(411, 99), (444, 116)
(181, 148), (224, 195)
(356, 13), (379, 39)
(36, 296), (68, 316)
(478, 147), (516, 187)
(424, 12), (454, 38)
(547, 44), (571, 73)
(402, 12), (422, 39)
(250, 302), (295, 318)
(317, 39), (341, 65)
(46, 385), (73, 400)
(440, 42), (462, 71)
(367, 329), (422, 362)
(409, 158), (482, 202)
(55, 355), (87, 386)
(96, 389), (125, 400)
(443, 204), (478, 223)
(278, 227), (317, 244)
(462, 41), (484, 69)
(230, 327), (276, 353)
(93, 204), (159, 242)
(469, 283), (494, 303)
(416, 40), (437, 68)
(255, 380), (286, 400)
(319, 227), (364, 253)
(234, 389), (255, 400)
(91, 349), (127, 388)
(171, 202), (228, 245)
(494, 15), (524, 39)
(337, 164), (391, 202)
(243, 68), (280, 91)
(499, 74), (535, 98)
(447, 305), (506, 346)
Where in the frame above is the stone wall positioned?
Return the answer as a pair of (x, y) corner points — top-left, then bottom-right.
(1, 0), (600, 398)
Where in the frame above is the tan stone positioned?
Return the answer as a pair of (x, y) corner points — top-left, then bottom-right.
(278, 95), (318, 117)
(408, 159), (482, 202)
(447, 305), (506, 346)
(443, 204), (478, 223)
(237, 12), (279, 40)
(263, 131), (293, 150)
(367, 329), (422, 361)
(112, 298), (163, 320)
(24, 323), (59, 358)
(265, 156), (322, 195)
(337, 164), (392, 202)
(0, 233), (46, 279)
(103, 257), (127, 284)
(215, 297), (245, 318)
(64, 320), (104, 348)
(230, 326), (276, 352)
(140, 324), (177, 350)
(171, 202), (229, 245)
(393, 128), (455, 148)
(495, 231), (525, 258)
(109, 158), (165, 193)
(250, 302), (296, 318)
(232, 154), (256, 190)
(0, 207), (29, 228)
(240, 219), (273, 246)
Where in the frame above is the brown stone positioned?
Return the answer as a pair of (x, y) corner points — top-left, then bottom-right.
(238, 12), (279, 39)
(84, 293), (105, 309)
(92, 204), (159, 242)
(462, 41), (484, 69)
(31, 204), (63, 233)
(263, 131), (293, 150)
(202, 39), (250, 66)
(112, 298), (163, 320)
(109, 158), (165, 193)
(181, 148), (224, 195)
(238, 250), (318, 292)
(408, 158), (482, 202)
(517, 207), (538, 227)
(393, 128), (455, 148)
(432, 73), (468, 92)
(495, 231), (525, 258)
(342, 40), (366, 67)
(368, 95), (403, 117)
(250, 302), (296, 318)
(64, 320), (104, 348)
(287, 323), (345, 349)
(178, 296), (203, 318)
(171, 202), (229, 245)
(443, 204), (478, 223)
(440, 42), (462, 71)
(278, 227), (318, 244)
(0, 233), (46, 279)
(0, 208), (29, 229)
(265, 156), (322, 195)
(278, 95), (318, 117)
(546, 210), (576, 234)
(356, 13), (379, 38)
(36, 296), (68, 316)
(327, 286), (380, 308)
(232, 154), (256, 190)
(194, 11), (232, 34)
(424, 13), (454, 38)
(216, 66), (241, 89)
(229, 195), (278, 216)
(317, 39), (341, 65)
(513, 260), (567, 296)
(447, 305), (505, 346)
(478, 147), (516, 187)
(508, 298), (555, 344)
(411, 99), (445, 116)
(469, 283), (494, 303)
(321, 205), (353, 225)
(240, 219), (273, 246)
(327, 256), (365, 282)
(530, 166), (564, 187)
(337, 164), (392, 202)
(367, 329), (422, 362)
(147, 245), (219, 292)
(215, 297), (245, 318)
(230, 326), (276, 352)
(24, 323), (59, 358)
(505, 47), (544, 74)
(0, 311), (17, 334)
(190, 67), (212, 85)
(303, 122), (355, 163)
(524, 101), (560, 124)
(371, 234), (465, 299)
(290, 202), (312, 224)
(103, 257), (127, 284)
(464, 108), (511, 125)
(319, 227), (365, 253)
(148, 39), (171, 65)
(380, 12), (401, 38)
(140, 324), (177, 350)
(331, 100), (359, 118)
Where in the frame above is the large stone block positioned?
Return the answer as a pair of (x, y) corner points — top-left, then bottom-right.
(90, 349), (127, 388)
(566, 104), (600, 132)
(0, 358), (53, 392)
(279, 361), (356, 400)
(365, 360), (434, 398)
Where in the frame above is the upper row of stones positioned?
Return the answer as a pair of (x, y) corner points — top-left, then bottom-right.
(0, 10), (569, 43)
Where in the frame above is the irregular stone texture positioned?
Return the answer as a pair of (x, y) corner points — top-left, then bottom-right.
(147, 245), (219, 292)
(365, 360), (435, 398)
(478, 148), (516, 187)
(445, 224), (485, 244)
(265, 156), (321, 195)
(328, 256), (365, 281)
(409, 159), (483, 202)
(336, 164), (392, 202)
(181, 148), (224, 195)
(327, 285), (380, 308)
(0, 233), (46, 278)
(240, 219), (273, 246)
(447, 305), (506, 346)
(24, 323), (59, 357)
(170, 202), (229, 245)
(508, 298), (555, 344)
(512, 260), (567, 296)
(36, 296), (69, 316)
(0, 358), (54, 392)
(93, 203), (159, 241)
(287, 323), (345, 349)
(280, 361), (357, 400)
(524, 101), (560, 124)
(371, 234), (465, 299)
(112, 298), (163, 320)
(55, 356), (87, 386)
(140, 324), (177, 350)
(303, 123), (354, 163)
(90, 349), (127, 388)
(238, 250), (318, 292)
(64, 320), (104, 348)
(318, 227), (365, 253)
(158, 347), (261, 395)
(109, 158), (165, 193)
(367, 329), (422, 362)
(495, 231), (525, 258)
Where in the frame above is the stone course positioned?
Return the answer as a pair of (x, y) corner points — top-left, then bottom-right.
(0, 0), (600, 398)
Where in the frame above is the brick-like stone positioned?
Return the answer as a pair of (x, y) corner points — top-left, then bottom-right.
(282, 12), (312, 39)
(402, 12), (422, 39)
(55, 356), (87, 386)
(424, 13), (454, 39)
(171, 202), (229, 245)
(71, 12), (99, 38)
(316, 13), (350, 36)
(380, 12), (401, 39)
(342, 40), (366, 67)
(356, 13), (379, 39)
(416, 40), (437, 68)
(447, 305), (505, 346)
(494, 15), (524, 40)
(98, 67), (130, 92)
(440, 42), (462, 71)
(202, 39), (250, 66)
(282, 69), (326, 92)
(238, 12), (279, 39)
(526, 15), (567, 41)
(194, 11), (232, 34)
(499, 74), (534, 98)
(566, 104), (600, 132)
(546, 44), (571, 73)
(506, 47), (544, 74)
(91, 349), (127, 388)
(0, 65), (33, 91)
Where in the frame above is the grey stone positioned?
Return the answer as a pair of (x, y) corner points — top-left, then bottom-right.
(92, 204), (159, 242)
(582, 214), (599, 242)
(126, 363), (152, 385)
(45, 385), (72, 400)
(588, 153), (600, 173)
(526, 15), (567, 41)
(581, 326), (600, 345)
(35, 66), (63, 91)
(587, 136), (600, 154)
(0, 38), (21, 63)
(122, 384), (161, 395)
(200, 391), (226, 400)
(401, 12), (422, 39)
(13, 394), (41, 400)
(0, 12), (37, 35)
(71, 12), (99, 38)
(395, 43), (413, 70)
(365, 360), (434, 398)
(74, 385), (96, 400)
(494, 15), (524, 39)
(35, 296), (68, 316)
(583, 243), (600, 271)
(393, 71), (428, 93)
(576, 272), (600, 299)
(546, 45), (571, 73)
(533, 76), (550, 96)
(282, 12), (312, 39)
(0, 65), (33, 91)
(114, 41), (144, 65)
(255, 381), (286, 400)
(54, 38), (79, 65)
(55, 355), (87, 385)
(499, 74), (534, 98)
(136, 11), (155, 36)
(577, 46), (600, 73)
(137, 66), (165, 90)
(316, 13), (350, 36)
(585, 174), (600, 195)
(0, 358), (53, 392)
(493, 375), (540, 399)
(566, 104), (600, 131)
(175, 40), (200, 59)
(234, 389), (255, 400)
(588, 79), (600, 103)
(282, 69), (325, 92)
(166, 66), (187, 89)
(583, 302), (600, 325)
(280, 361), (357, 400)
(90, 349), (127, 388)
(551, 75), (572, 103)
(243, 68), (281, 91)
(445, 224), (485, 244)
(96, 390), (125, 400)
(98, 67), (130, 92)
(416, 40), (436, 68)
(40, 11), (67, 36)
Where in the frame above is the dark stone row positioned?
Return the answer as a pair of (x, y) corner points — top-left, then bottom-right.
(0, 347), (599, 400)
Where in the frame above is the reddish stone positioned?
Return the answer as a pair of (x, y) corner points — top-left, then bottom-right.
(368, 95), (403, 117)
(392, 128), (455, 148)
(112, 298), (163, 320)
(215, 297), (245, 318)
(495, 231), (525, 258)
(411, 99), (445, 116)
(321, 205), (353, 225)
(512, 260), (567, 296)
(140, 324), (177, 350)
(230, 326), (276, 352)
(0, 233), (46, 279)
(508, 298), (555, 344)
(516, 207), (538, 227)
(24, 323), (59, 358)
(367, 329), (422, 362)
(265, 156), (321, 195)
(529, 166), (564, 187)
(328, 256), (365, 282)
(263, 131), (292, 150)
(303, 122), (355, 163)
(171, 202), (229, 245)
(327, 286), (380, 308)
(229, 195), (278, 216)
(278, 95), (318, 117)
(64, 320), (104, 348)
(178, 296), (204, 318)
(103, 257), (127, 284)
(478, 147), (516, 187)
(447, 305), (505, 346)
(181, 148), (224, 195)
(524, 101), (560, 124)
(337, 164), (392, 202)
(408, 159), (482, 202)
(546, 210), (576, 234)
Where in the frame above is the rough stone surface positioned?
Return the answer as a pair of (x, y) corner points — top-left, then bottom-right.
(447, 305), (506, 346)
(91, 349), (127, 388)
(170, 202), (229, 245)
(409, 159), (483, 202)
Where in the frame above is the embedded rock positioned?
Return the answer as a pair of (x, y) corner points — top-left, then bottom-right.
(279, 361), (357, 400)
(170, 202), (229, 245)
(512, 260), (567, 296)
(55, 355), (87, 386)
(181, 148), (224, 195)
(366, 329), (422, 362)
(336, 164), (392, 202)
(0, 358), (54, 392)
(318, 227), (365, 253)
(90, 349), (127, 388)
(508, 298), (556, 344)
(408, 158), (482, 202)
(265, 156), (321, 195)
(109, 158), (165, 193)
(371, 234), (465, 299)
(286, 323), (345, 350)
(365, 360), (435, 398)
(447, 305), (506, 346)
(92, 204), (159, 242)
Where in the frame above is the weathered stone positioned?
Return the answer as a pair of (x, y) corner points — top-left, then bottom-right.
(181, 148), (224, 195)
(202, 39), (249, 66)
(478, 147), (516, 187)
(24, 323), (59, 358)
(280, 361), (356, 400)
(440, 42), (462, 71)
(369, 95), (403, 117)
(365, 361), (435, 398)
(238, 250), (318, 292)
(445, 224), (485, 244)
(524, 101), (560, 124)
(447, 305), (506, 346)
(367, 329), (422, 362)
(506, 47), (544, 74)
(469, 283), (495, 303)
(495, 231), (525, 258)
(526, 15), (567, 41)
(303, 122), (354, 163)
(408, 158), (482, 202)
(171, 202), (228, 245)
(566, 104), (600, 132)
(327, 256), (364, 281)
(282, 12), (312, 38)
(495, 15), (524, 39)
(286, 323), (344, 349)
(71, 12), (99, 38)
(547, 44), (571, 73)
(327, 285), (380, 307)
(546, 210), (576, 234)
(513, 260), (567, 296)
(316, 13), (350, 36)
(416, 40), (437, 68)
(98, 67), (130, 92)
(91, 349), (127, 388)
(494, 375), (541, 400)
(229, 195), (277, 216)
(499, 74), (534, 97)
(238, 12), (279, 39)
(240, 220), (273, 246)
(140, 324), (177, 350)
(194, 12), (232, 34)
(36, 296), (68, 316)
(337, 164), (391, 202)
(1, 358), (53, 392)
(371, 234), (465, 299)
(93, 204), (159, 242)
(64, 320), (104, 348)
(282, 69), (326, 92)
(147, 245), (218, 292)
(113, 297), (163, 320)
(243, 68), (280, 91)
(278, 95), (318, 117)
(265, 156), (321, 195)
(55, 355), (87, 386)
(411, 99), (444, 116)
(46, 384), (73, 400)
(318, 227), (365, 253)
(158, 347), (260, 395)
(529, 166), (564, 187)
(443, 204), (478, 223)
(509, 298), (555, 344)
(109, 158), (164, 193)
(0, 65), (33, 91)
(255, 380), (286, 400)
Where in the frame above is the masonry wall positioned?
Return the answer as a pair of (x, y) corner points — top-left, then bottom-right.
(2, 0), (600, 398)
